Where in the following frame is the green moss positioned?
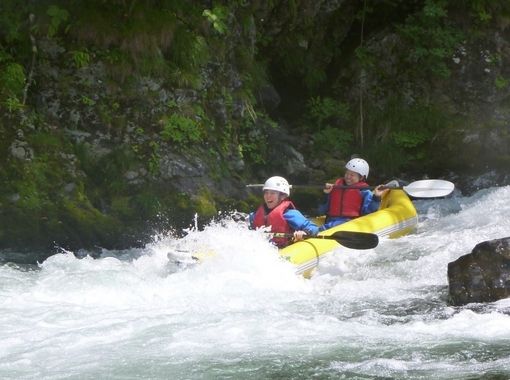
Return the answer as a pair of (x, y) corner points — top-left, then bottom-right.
(172, 192), (191, 210)
(6, 158), (66, 212)
(194, 188), (217, 218)
(0, 62), (25, 97)
(75, 144), (138, 193)
(131, 192), (161, 219)
(111, 196), (133, 218)
(160, 114), (203, 144)
(61, 198), (121, 244)
(242, 192), (261, 213)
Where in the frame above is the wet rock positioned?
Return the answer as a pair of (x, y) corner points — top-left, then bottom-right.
(265, 124), (308, 176)
(159, 152), (206, 179)
(64, 183), (77, 193)
(8, 194), (21, 203)
(124, 168), (147, 185)
(257, 84), (281, 112)
(448, 237), (510, 306)
(9, 139), (34, 160)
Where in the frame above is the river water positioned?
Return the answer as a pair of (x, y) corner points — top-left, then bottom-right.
(1, 186), (510, 379)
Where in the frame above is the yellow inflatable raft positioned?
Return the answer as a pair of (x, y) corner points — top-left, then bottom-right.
(279, 189), (418, 277)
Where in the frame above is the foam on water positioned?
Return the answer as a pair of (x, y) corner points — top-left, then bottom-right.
(1, 186), (510, 379)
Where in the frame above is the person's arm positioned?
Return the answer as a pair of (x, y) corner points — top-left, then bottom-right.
(284, 209), (319, 237)
(248, 211), (255, 229)
(360, 189), (380, 215)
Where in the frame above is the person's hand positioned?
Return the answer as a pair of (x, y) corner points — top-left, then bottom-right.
(323, 183), (334, 194)
(373, 184), (389, 198)
(293, 230), (307, 241)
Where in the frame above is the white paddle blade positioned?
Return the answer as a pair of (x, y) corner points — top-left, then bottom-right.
(403, 179), (455, 198)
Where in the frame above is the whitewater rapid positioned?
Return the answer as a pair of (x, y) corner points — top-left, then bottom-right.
(1, 186), (510, 379)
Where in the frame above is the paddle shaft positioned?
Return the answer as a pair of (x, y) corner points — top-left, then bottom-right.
(273, 230), (378, 250)
(248, 184), (442, 190)
(246, 179), (454, 198)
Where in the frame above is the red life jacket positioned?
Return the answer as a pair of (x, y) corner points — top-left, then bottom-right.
(253, 199), (295, 247)
(327, 178), (369, 217)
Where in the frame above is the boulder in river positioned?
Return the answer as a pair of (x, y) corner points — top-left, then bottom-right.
(448, 237), (510, 306)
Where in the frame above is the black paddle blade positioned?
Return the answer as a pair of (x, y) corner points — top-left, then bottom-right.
(322, 231), (379, 250)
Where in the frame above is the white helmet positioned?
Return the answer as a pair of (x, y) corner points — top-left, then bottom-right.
(263, 176), (290, 196)
(345, 158), (369, 178)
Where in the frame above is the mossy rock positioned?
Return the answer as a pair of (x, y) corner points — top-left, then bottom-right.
(59, 198), (122, 248)
(193, 188), (218, 218)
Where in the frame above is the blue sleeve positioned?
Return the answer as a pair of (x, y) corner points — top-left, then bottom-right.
(360, 189), (380, 215)
(283, 209), (319, 236)
(248, 212), (255, 229)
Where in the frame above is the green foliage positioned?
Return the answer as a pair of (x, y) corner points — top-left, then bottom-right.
(168, 65), (203, 89)
(0, 133), (71, 224)
(303, 96), (353, 156)
(313, 127), (353, 156)
(100, 47), (126, 65)
(171, 28), (209, 70)
(3, 0), (507, 250)
(111, 196), (134, 218)
(148, 140), (160, 175)
(3, 96), (24, 112)
(0, 62), (25, 96)
(13, 171), (49, 212)
(0, 62), (26, 111)
(277, 41), (330, 90)
(203, 7), (228, 35)
(355, 46), (376, 69)
(495, 76), (508, 89)
(71, 50), (91, 68)
(67, 1), (209, 80)
(140, 54), (170, 78)
(466, 0), (510, 26)
(167, 28), (209, 88)
(61, 197), (121, 244)
(365, 98), (449, 172)
(253, 1), (345, 90)
(131, 191), (162, 219)
(160, 114), (203, 144)
(159, 101), (212, 147)
(237, 55), (268, 93)
(397, 0), (464, 78)
(7, 155), (65, 212)
(303, 67), (327, 91)
(46, 5), (70, 38)
(0, 2), (28, 44)
(28, 131), (71, 157)
(194, 188), (217, 217)
(75, 144), (136, 195)
(80, 95), (95, 106)
(307, 96), (350, 128)
(467, 0), (493, 23)
(0, 3), (29, 113)
(237, 114), (275, 165)
(392, 130), (430, 149)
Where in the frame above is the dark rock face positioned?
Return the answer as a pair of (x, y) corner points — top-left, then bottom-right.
(448, 237), (510, 306)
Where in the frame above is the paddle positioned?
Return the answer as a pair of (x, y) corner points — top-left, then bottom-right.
(382, 179), (454, 198)
(273, 230), (379, 250)
(246, 179), (454, 198)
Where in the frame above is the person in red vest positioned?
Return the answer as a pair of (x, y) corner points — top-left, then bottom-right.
(318, 158), (388, 231)
(249, 176), (319, 248)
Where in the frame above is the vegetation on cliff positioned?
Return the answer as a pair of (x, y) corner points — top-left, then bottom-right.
(1, 0), (509, 253)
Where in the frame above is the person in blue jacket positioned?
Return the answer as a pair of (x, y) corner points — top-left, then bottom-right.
(249, 176), (319, 248)
(318, 158), (388, 231)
